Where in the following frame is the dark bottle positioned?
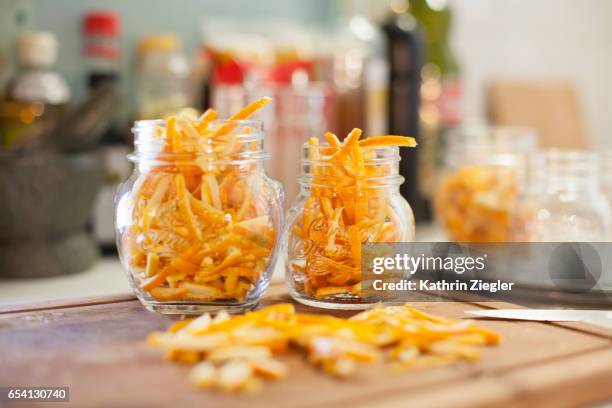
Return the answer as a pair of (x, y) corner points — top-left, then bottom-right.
(382, 2), (429, 221)
(410, 0), (462, 204)
(83, 10), (127, 254)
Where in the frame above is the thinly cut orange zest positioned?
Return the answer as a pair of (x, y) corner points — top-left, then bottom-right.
(146, 303), (500, 393)
(230, 97), (272, 120)
(359, 135), (417, 147)
(196, 108), (219, 132)
(288, 128), (416, 300)
(331, 128), (362, 161)
(324, 132), (341, 148)
(435, 165), (518, 242)
(212, 97), (271, 139)
(125, 99), (275, 302)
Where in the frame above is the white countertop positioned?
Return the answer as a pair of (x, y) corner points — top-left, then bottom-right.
(0, 258), (130, 306)
(0, 257), (287, 307)
(0, 224), (443, 307)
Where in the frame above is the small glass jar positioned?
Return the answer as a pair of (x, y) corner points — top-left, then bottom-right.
(514, 150), (611, 241)
(115, 119), (283, 314)
(284, 142), (415, 310)
(435, 126), (536, 242)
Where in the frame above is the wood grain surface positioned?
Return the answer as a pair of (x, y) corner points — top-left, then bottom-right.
(1, 283), (611, 408)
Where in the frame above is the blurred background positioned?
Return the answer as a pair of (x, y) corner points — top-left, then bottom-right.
(1, 0), (610, 304)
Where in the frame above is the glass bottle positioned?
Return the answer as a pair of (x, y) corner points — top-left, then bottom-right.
(284, 141), (415, 309)
(0, 31), (70, 148)
(435, 125), (536, 242)
(115, 119), (283, 314)
(515, 150), (610, 242)
(136, 35), (192, 119)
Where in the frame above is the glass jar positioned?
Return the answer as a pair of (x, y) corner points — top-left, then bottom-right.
(514, 150), (611, 241)
(284, 142), (415, 310)
(136, 35), (192, 119)
(434, 126), (536, 242)
(600, 150), (612, 207)
(115, 119), (283, 314)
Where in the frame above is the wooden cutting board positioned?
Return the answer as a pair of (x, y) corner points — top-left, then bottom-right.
(1, 282), (611, 408)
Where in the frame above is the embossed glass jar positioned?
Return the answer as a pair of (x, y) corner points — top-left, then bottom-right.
(284, 142), (415, 310)
(115, 119), (283, 314)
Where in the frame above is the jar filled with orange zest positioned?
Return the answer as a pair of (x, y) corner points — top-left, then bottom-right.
(284, 130), (416, 309)
(434, 126), (536, 243)
(115, 99), (284, 314)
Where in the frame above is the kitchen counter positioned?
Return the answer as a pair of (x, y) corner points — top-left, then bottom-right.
(0, 258), (129, 306)
(0, 224), (444, 307)
(0, 256), (288, 307)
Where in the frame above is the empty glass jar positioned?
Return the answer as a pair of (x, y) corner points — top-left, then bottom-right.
(600, 150), (612, 208)
(514, 150), (610, 241)
(435, 125), (536, 242)
(115, 118), (283, 314)
(284, 141), (415, 309)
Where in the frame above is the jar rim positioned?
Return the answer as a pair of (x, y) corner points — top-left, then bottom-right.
(132, 118), (263, 132)
(533, 149), (598, 171)
(446, 125), (537, 153)
(300, 142), (401, 164)
(298, 142), (404, 187)
(529, 148), (599, 188)
(130, 118), (269, 165)
(298, 173), (405, 188)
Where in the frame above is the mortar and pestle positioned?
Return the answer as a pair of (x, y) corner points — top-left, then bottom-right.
(0, 83), (119, 278)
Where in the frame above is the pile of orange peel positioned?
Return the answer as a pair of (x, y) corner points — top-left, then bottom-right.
(122, 97), (277, 302)
(435, 165), (518, 242)
(147, 303), (500, 393)
(288, 130), (416, 301)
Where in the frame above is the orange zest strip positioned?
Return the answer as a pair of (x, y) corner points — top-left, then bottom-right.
(212, 97), (271, 140)
(331, 128), (362, 161)
(324, 132), (341, 148)
(175, 174), (203, 241)
(359, 135), (417, 148)
(230, 97), (272, 120)
(196, 108), (219, 132)
(167, 116), (178, 153)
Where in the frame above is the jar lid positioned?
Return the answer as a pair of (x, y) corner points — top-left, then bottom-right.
(17, 31), (57, 67)
(83, 11), (121, 37)
(138, 34), (181, 53)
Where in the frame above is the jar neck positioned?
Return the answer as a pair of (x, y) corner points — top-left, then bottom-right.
(130, 118), (270, 168)
(530, 151), (600, 193)
(298, 143), (404, 191)
(445, 125), (536, 168)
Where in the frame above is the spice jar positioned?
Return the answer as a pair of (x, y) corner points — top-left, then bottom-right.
(514, 150), (611, 241)
(115, 116), (283, 314)
(435, 126), (536, 242)
(285, 135), (415, 309)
